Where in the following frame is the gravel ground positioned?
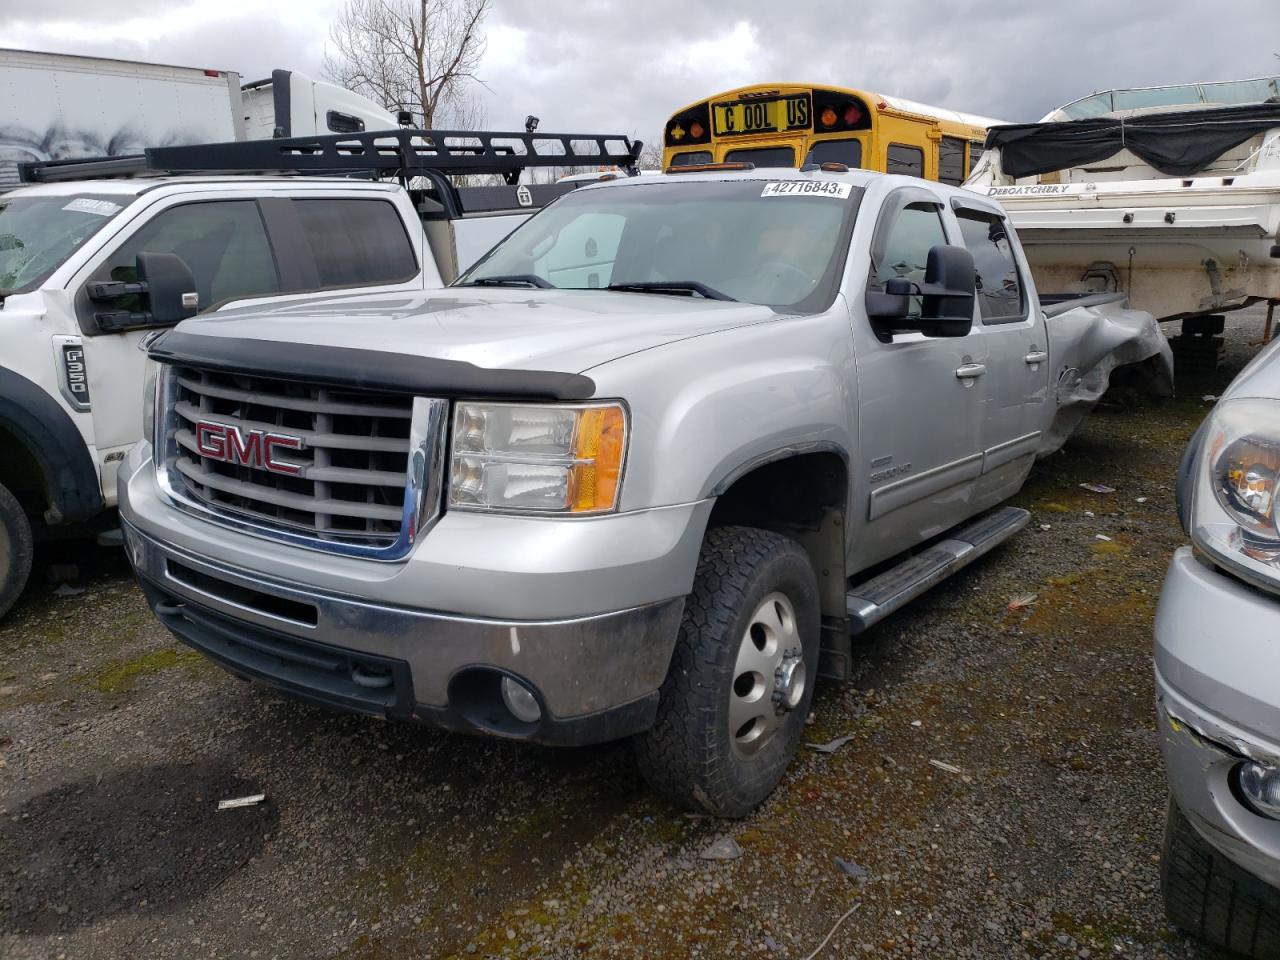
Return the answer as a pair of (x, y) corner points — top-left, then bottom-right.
(0, 305), (1272, 960)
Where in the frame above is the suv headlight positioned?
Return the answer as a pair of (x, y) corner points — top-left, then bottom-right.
(1192, 398), (1280, 582)
(448, 401), (628, 514)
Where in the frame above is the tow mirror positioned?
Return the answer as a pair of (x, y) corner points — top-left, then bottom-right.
(865, 245), (976, 338)
(87, 252), (199, 333)
(917, 245), (976, 337)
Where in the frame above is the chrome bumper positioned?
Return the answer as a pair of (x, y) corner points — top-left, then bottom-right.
(124, 521), (684, 745)
(1155, 547), (1280, 889)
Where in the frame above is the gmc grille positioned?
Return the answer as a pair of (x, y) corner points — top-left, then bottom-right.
(157, 364), (446, 558)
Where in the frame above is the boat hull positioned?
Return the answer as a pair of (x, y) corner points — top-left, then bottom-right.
(985, 179), (1280, 321)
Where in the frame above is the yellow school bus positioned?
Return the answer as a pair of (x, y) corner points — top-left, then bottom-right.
(663, 83), (1006, 185)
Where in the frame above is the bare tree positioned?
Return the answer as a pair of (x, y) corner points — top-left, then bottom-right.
(324, 0), (489, 128)
(637, 138), (664, 171)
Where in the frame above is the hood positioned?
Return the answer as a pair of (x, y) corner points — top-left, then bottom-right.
(178, 287), (782, 375)
(1221, 334), (1280, 402)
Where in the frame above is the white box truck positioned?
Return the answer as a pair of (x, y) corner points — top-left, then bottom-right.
(0, 49), (400, 188)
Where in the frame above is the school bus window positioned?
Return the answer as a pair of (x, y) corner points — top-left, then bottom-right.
(724, 146), (795, 168)
(887, 144), (925, 179)
(968, 142), (984, 175)
(938, 136), (965, 186)
(670, 151), (713, 168)
(807, 139), (862, 168)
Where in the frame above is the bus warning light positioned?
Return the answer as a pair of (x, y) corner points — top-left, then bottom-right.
(689, 121), (705, 139)
(843, 103), (863, 126)
(819, 107), (838, 129)
(670, 123), (686, 141)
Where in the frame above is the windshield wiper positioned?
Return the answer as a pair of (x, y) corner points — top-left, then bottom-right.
(457, 274), (553, 289)
(607, 281), (736, 302)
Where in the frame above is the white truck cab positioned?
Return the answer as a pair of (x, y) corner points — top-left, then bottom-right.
(0, 128), (644, 618)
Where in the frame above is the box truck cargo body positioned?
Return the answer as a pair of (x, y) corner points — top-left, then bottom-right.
(0, 49), (399, 188)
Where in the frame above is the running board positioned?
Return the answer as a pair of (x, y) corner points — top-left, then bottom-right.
(845, 506), (1030, 634)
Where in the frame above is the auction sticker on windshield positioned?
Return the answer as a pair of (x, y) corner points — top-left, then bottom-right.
(62, 198), (122, 216)
(761, 181), (852, 199)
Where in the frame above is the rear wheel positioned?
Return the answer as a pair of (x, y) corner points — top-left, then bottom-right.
(1162, 797), (1280, 958)
(0, 481), (34, 622)
(634, 526), (819, 818)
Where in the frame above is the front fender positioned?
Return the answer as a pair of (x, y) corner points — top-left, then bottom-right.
(586, 311), (859, 511)
(0, 365), (103, 523)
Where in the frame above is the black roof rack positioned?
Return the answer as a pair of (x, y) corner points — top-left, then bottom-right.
(18, 128), (643, 186)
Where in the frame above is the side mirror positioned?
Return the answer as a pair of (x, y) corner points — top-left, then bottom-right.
(138, 252), (200, 324)
(87, 252), (199, 333)
(864, 245), (976, 338)
(916, 245), (976, 338)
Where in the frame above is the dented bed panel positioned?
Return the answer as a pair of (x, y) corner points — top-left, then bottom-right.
(1038, 296), (1174, 456)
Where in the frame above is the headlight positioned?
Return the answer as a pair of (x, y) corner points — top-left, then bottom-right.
(1191, 398), (1280, 580)
(448, 401), (627, 514)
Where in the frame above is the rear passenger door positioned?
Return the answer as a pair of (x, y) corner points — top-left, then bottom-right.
(950, 200), (1049, 503)
(852, 187), (988, 565)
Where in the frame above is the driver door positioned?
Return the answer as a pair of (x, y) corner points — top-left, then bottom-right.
(850, 188), (987, 569)
(73, 198), (282, 467)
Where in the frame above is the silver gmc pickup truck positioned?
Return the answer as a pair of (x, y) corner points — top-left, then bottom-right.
(118, 165), (1172, 816)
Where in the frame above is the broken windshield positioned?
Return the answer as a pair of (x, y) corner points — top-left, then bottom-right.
(0, 194), (125, 296)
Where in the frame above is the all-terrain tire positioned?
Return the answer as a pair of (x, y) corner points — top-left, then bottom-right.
(634, 525), (820, 818)
(1162, 797), (1280, 958)
(0, 480), (34, 622)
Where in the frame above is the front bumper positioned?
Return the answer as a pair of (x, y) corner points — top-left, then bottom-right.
(119, 442), (706, 745)
(1155, 546), (1280, 889)
(126, 520), (683, 745)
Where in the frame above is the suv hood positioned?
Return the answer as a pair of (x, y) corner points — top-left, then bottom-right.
(179, 287), (783, 374)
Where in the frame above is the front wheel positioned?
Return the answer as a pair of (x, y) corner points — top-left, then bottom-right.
(1162, 797), (1280, 958)
(634, 526), (820, 818)
(0, 481), (34, 622)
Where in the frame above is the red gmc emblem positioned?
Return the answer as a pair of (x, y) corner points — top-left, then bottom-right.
(194, 421), (304, 476)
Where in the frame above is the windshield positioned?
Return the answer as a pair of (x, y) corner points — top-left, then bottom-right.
(457, 179), (860, 312)
(0, 194), (126, 295)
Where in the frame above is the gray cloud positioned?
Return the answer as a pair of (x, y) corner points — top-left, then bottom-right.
(4, 0), (1279, 152)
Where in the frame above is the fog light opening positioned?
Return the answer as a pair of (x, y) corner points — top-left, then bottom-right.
(500, 676), (542, 724)
(1235, 760), (1280, 820)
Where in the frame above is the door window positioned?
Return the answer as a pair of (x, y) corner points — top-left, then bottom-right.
(886, 144), (925, 179)
(871, 201), (948, 318)
(293, 199), (418, 288)
(101, 200), (279, 311)
(955, 209), (1025, 322)
(938, 137), (966, 186)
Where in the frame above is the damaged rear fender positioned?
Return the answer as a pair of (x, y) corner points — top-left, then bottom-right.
(1038, 296), (1174, 456)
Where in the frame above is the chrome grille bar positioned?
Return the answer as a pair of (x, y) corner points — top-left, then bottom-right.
(154, 364), (447, 560)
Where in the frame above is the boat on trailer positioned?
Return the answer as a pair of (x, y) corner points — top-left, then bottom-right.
(966, 78), (1280, 330)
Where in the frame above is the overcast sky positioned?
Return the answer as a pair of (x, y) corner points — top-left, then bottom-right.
(4, 0), (1280, 145)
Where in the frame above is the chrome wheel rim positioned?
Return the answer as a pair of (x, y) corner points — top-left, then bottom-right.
(730, 591), (805, 757)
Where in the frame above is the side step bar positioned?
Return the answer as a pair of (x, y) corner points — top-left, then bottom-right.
(846, 506), (1030, 634)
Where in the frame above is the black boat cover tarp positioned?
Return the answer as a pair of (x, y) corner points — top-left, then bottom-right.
(984, 103), (1280, 178)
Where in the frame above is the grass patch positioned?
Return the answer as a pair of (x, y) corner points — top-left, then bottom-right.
(94, 647), (203, 694)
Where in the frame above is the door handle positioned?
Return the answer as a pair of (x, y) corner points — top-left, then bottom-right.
(1024, 350), (1049, 364)
(955, 363), (987, 380)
